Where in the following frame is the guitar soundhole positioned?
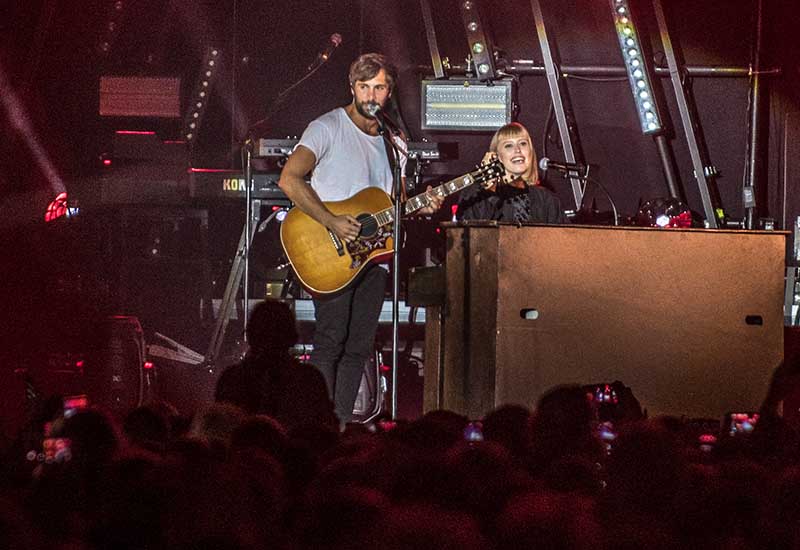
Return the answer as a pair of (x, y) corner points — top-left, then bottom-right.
(357, 214), (379, 239)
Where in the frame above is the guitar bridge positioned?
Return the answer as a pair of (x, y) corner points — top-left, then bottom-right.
(329, 230), (345, 257)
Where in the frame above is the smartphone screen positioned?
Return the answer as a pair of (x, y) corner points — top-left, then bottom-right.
(63, 394), (89, 418)
(597, 421), (616, 442)
(42, 436), (72, 463)
(463, 421), (484, 442)
(725, 412), (759, 437)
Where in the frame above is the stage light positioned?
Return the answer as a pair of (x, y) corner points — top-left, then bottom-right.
(44, 192), (68, 222)
(96, 0), (127, 57)
(421, 79), (516, 131)
(44, 192), (80, 222)
(611, 0), (663, 135)
(636, 197), (692, 228)
(0, 59), (66, 200)
(182, 46), (221, 145)
(459, 0), (497, 81)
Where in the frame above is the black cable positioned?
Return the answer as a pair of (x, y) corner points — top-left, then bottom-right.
(541, 102), (555, 187)
(577, 174), (620, 226)
(245, 53), (334, 140)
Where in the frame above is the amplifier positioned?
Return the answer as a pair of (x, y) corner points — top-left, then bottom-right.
(256, 138), (297, 158)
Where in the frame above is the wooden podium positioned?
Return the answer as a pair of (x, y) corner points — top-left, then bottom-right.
(423, 223), (786, 420)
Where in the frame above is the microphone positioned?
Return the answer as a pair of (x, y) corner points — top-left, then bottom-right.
(307, 33), (343, 71)
(364, 103), (393, 133)
(538, 157), (586, 176)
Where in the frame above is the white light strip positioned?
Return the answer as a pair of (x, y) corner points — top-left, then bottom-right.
(611, 0), (662, 135)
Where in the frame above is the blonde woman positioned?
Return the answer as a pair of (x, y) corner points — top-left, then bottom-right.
(458, 122), (565, 223)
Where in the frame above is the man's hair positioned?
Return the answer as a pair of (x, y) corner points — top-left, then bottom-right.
(349, 53), (397, 92)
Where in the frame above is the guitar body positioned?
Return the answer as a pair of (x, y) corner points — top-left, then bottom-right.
(280, 159), (504, 295)
(280, 186), (395, 295)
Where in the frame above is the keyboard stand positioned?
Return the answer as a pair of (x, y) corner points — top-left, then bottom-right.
(204, 199), (263, 369)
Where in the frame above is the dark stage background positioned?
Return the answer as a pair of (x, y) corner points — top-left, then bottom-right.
(1, 0), (799, 429)
(2, 0), (799, 223)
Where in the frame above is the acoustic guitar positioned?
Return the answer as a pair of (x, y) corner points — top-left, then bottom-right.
(280, 159), (504, 295)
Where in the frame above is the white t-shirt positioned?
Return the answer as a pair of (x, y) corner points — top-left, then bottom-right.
(297, 107), (407, 202)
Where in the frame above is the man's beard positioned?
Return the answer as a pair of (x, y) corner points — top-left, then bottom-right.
(355, 100), (381, 119)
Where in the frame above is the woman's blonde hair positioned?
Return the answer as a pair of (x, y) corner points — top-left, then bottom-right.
(489, 122), (539, 185)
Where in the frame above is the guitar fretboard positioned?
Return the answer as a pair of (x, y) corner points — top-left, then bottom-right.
(404, 173), (476, 215)
(372, 161), (500, 228)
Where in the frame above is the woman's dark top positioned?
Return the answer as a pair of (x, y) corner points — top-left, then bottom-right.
(458, 183), (566, 224)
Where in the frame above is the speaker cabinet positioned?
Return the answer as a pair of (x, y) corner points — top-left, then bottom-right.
(84, 315), (149, 416)
(426, 224), (786, 420)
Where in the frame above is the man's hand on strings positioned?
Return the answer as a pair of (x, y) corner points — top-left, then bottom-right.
(328, 214), (361, 243)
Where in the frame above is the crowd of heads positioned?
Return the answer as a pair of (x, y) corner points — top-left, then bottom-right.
(2, 374), (800, 549)
(3, 300), (799, 548)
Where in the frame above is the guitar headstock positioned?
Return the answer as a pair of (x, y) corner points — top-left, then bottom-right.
(473, 157), (506, 190)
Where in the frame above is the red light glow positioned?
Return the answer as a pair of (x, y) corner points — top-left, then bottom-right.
(189, 168), (237, 173)
(44, 192), (69, 222)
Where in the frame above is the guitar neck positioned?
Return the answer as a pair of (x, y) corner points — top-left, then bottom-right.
(373, 171), (482, 226)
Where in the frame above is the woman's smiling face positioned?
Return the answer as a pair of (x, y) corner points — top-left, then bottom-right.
(496, 136), (533, 179)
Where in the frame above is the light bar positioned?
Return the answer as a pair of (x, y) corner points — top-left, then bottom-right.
(421, 79), (515, 131)
(96, 0), (126, 57)
(611, 0), (663, 135)
(182, 46), (221, 144)
(459, 0), (497, 80)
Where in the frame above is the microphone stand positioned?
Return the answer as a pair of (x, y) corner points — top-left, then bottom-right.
(374, 115), (405, 420)
(238, 59), (328, 335)
(242, 138), (254, 336)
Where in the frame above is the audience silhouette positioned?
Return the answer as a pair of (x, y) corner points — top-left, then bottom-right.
(2, 322), (798, 549)
(215, 299), (337, 431)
